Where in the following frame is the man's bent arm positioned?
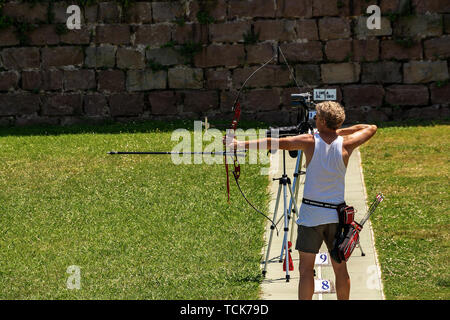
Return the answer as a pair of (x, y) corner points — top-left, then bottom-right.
(342, 124), (378, 153)
(337, 124), (375, 136)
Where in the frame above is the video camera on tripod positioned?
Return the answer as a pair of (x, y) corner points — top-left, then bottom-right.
(266, 93), (316, 139)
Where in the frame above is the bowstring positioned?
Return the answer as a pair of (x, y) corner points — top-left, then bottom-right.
(278, 45), (312, 91)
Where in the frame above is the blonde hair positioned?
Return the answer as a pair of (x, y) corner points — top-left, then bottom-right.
(316, 101), (345, 130)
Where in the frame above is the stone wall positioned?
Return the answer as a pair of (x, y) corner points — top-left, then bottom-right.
(0, 0), (449, 126)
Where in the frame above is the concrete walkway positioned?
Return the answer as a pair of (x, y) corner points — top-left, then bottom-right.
(260, 148), (384, 300)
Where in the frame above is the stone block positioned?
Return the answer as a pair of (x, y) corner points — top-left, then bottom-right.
(352, 40), (380, 62)
(98, 2), (121, 23)
(245, 88), (281, 111)
(228, 0), (276, 18)
(2, 2), (48, 23)
(362, 62), (402, 84)
(182, 90), (218, 113)
(64, 70), (96, 91)
(60, 27), (91, 45)
(0, 71), (19, 91)
(430, 82), (450, 104)
(394, 14), (443, 39)
(146, 47), (186, 66)
(108, 93), (144, 116)
(321, 63), (361, 84)
(232, 65), (291, 88)
(85, 45), (116, 68)
(205, 69), (230, 89)
(117, 48), (145, 69)
(168, 66), (203, 89)
(381, 40), (423, 60)
(246, 43), (275, 65)
(21, 70), (64, 91)
(380, 0), (402, 14)
(188, 0), (227, 22)
(98, 70), (125, 93)
(1, 47), (40, 70)
(126, 70), (167, 91)
(385, 85), (429, 106)
(296, 19), (319, 41)
(124, 2), (152, 23)
(42, 93), (83, 115)
(210, 21), (251, 43)
(18, 114), (57, 127)
(255, 20), (297, 41)
(279, 42), (323, 62)
(135, 24), (172, 47)
(402, 105), (449, 121)
(277, 0), (313, 18)
(84, 93), (109, 117)
(312, 0), (340, 17)
(0, 27), (19, 47)
(149, 91), (179, 115)
(424, 36), (450, 59)
(194, 44), (245, 68)
(325, 39), (352, 62)
(0, 94), (40, 116)
(295, 64), (322, 86)
(172, 23), (209, 45)
(96, 25), (130, 45)
(42, 47), (83, 68)
(343, 85), (385, 108)
(445, 14), (450, 34)
(404, 61), (449, 83)
(152, 1), (184, 23)
(319, 17), (351, 40)
(355, 17), (392, 39)
(84, 5), (99, 23)
(412, 0), (450, 14)
(28, 25), (59, 46)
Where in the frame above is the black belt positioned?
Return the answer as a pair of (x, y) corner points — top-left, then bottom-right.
(302, 198), (343, 209)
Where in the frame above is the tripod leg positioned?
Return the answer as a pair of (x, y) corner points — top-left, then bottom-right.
(279, 178), (290, 263)
(262, 183), (283, 277)
(281, 152), (302, 263)
(282, 179), (290, 282)
(289, 151), (303, 245)
(287, 182), (300, 224)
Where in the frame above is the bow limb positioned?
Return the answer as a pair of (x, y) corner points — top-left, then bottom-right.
(232, 56), (276, 111)
(225, 55), (280, 233)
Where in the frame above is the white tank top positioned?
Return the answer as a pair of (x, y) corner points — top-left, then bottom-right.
(297, 133), (346, 227)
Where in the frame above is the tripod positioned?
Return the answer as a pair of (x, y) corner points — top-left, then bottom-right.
(262, 149), (301, 282)
(279, 149), (305, 264)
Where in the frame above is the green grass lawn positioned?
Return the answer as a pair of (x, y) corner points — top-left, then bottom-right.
(360, 121), (450, 300)
(1, 120), (448, 300)
(0, 121), (270, 299)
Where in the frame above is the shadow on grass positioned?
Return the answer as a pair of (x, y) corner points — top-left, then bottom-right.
(0, 120), (193, 137)
(0, 118), (448, 137)
(0, 120), (268, 137)
(0, 119), (269, 137)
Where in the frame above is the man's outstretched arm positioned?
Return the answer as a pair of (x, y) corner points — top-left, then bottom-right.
(229, 134), (313, 151)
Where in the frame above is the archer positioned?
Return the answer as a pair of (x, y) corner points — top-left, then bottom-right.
(225, 101), (377, 300)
